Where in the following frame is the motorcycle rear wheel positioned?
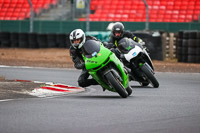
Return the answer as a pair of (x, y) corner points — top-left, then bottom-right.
(105, 72), (128, 98)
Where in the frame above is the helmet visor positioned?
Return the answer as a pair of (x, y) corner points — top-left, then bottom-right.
(71, 38), (82, 47)
(114, 31), (122, 37)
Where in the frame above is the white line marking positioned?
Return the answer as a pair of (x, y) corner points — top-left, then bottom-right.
(0, 99), (14, 102)
(0, 65), (76, 70)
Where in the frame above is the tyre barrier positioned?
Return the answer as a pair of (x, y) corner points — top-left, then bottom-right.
(29, 33), (38, 48)
(10, 32), (19, 48)
(177, 30), (200, 63)
(0, 32), (70, 48)
(133, 31), (163, 60)
(0, 32), (11, 47)
(19, 33), (29, 48)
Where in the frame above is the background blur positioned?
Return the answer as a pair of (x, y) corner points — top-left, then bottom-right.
(0, 0), (200, 63)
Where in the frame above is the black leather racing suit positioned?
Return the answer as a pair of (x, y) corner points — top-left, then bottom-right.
(106, 31), (143, 58)
(69, 36), (98, 87)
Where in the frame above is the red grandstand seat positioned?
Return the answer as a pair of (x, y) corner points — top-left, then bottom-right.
(0, 17), (4, 20)
(178, 15), (186, 22)
(158, 9), (165, 15)
(160, 1), (167, 6)
(179, 10), (187, 15)
(4, 17), (11, 20)
(172, 10), (179, 15)
(99, 18), (107, 21)
(104, 5), (110, 10)
(50, 0), (58, 5)
(123, 10), (130, 14)
(0, 12), (6, 17)
(3, 3), (10, 8)
(185, 15), (193, 21)
(193, 15), (199, 21)
(163, 18), (171, 22)
(194, 10), (200, 15)
(0, 0), (59, 20)
(79, 18), (86, 21)
(116, 10), (124, 14)
(113, 18), (122, 22)
(90, 4), (95, 10)
(134, 18), (143, 22)
(10, 3), (16, 8)
(15, 3), (23, 8)
(156, 18), (164, 22)
(85, 0), (199, 22)
(171, 14), (179, 19)
(157, 14), (164, 20)
(23, 3), (30, 8)
(174, 1), (182, 6)
(121, 18), (128, 22)
(164, 14), (171, 19)
(6, 12), (13, 17)
(12, 12), (19, 17)
(101, 9), (109, 14)
(174, 6), (180, 10)
(110, 5), (117, 10)
(124, 5), (132, 10)
(166, 5), (173, 10)
(150, 14), (157, 19)
(180, 6), (187, 10)
(7, 8), (15, 12)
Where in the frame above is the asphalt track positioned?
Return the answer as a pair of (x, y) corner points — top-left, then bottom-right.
(0, 66), (200, 133)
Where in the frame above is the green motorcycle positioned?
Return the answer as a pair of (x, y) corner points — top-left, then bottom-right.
(82, 40), (132, 98)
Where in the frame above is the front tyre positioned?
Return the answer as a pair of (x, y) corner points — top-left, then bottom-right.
(105, 72), (128, 98)
(126, 86), (132, 96)
(141, 65), (159, 88)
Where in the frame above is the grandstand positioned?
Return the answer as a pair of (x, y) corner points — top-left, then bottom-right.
(87, 0), (200, 22)
(0, 0), (200, 22)
(0, 0), (59, 20)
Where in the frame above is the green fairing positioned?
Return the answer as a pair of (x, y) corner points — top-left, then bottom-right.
(82, 43), (129, 92)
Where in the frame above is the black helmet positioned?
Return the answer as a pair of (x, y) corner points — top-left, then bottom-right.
(112, 22), (124, 39)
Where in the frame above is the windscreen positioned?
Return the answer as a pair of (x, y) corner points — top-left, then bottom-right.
(117, 38), (136, 54)
(82, 40), (100, 58)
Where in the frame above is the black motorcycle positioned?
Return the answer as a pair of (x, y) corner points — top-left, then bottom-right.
(116, 37), (159, 88)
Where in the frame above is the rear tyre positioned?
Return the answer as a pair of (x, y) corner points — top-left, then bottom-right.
(141, 65), (159, 88)
(105, 72), (128, 98)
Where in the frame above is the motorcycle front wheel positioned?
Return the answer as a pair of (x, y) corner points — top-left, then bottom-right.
(141, 65), (159, 88)
(105, 71), (128, 98)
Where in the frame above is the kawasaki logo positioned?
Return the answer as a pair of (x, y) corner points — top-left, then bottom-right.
(87, 60), (97, 63)
(126, 46), (132, 50)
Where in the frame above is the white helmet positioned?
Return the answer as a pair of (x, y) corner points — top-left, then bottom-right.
(69, 29), (86, 49)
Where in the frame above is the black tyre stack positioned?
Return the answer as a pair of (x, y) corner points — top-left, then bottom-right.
(56, 34), (68, 48)
(29, 33), (38, 48)
(0, 32), (70, 48)
(10, 32), (19, 48)
(18, 33), (29, 48)
(133, 31), (163, 60)
(177, 30), (200, 63)
(47, 33), (57, 48)
(0, 32), (11, 48)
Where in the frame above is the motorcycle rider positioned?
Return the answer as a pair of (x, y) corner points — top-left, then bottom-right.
(108, 22), (144, 46)
(69, 29), (98, 87)
(106, 22), (146, 58)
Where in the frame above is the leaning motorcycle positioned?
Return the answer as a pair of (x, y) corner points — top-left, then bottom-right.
(116, 37), (159, 88)
(82, 40), (132, 98)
